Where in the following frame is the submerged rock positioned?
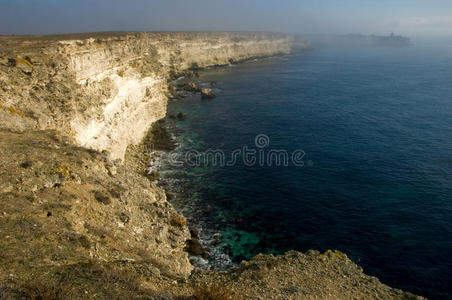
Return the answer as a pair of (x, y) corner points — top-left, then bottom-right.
(186, 82), (200, 92)
(176, 112), (186, 120)
(201, 88), (216, 99)
(176, 81), (200, 93)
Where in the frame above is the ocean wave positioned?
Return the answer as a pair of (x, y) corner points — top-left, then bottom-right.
(147, 117), (236, 270)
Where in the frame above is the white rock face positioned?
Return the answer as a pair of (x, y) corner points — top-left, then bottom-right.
(70, 73), (167, 160)
(1, 32), (295, 160)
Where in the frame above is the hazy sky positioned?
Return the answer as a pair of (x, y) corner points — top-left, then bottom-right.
(1, 0), (452, 36)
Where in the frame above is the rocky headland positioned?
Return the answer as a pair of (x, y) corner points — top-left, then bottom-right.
(0, 32), (422, 299)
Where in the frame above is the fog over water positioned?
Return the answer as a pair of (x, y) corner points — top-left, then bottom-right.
(1, 0), (452, 37)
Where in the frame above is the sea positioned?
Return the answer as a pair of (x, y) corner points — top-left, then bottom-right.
(154, 39), (452, 299)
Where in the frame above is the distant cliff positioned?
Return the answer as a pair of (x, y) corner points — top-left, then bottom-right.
(332, 33), (411, 47)
(0, 32), (292, 160)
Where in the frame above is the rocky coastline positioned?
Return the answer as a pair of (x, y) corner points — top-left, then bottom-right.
(0, 32), (422, 299)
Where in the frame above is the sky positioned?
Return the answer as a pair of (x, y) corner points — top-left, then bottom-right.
(1, 0), (452, 36)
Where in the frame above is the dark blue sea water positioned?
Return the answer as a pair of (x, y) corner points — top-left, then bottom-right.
(161, 43), (452, 299)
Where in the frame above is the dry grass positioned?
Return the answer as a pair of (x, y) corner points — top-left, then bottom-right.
(0, 261), (149, 299)
(193, 282), (234, 300)
(17, 282), (64, 300)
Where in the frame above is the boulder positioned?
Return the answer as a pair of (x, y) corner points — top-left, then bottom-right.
(178, 82), (200, 92)
(185, 238), (209, 258)
(186, 82), (199, 92)
(176, 112), (186, 120)
(201, 88), (216, 99)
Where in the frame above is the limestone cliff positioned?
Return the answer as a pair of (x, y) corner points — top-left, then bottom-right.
(0, 32), (292, 160)
(0, 33), (422, 299)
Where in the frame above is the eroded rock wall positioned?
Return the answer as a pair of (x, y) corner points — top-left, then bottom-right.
(0, 32), (292, 160)
(0, 129), (193, 279)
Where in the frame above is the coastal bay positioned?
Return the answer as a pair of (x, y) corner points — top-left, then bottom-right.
(0, 32), (424, 299)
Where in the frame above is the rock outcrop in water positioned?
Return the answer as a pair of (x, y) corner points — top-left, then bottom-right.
(200, 88), (216, 99)
(0, 32), (422, 299)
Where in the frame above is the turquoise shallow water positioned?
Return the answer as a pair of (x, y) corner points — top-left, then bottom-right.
(163, 43), (452, 299)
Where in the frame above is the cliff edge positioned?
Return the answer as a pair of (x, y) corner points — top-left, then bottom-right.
(0, 32), (292, 160)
